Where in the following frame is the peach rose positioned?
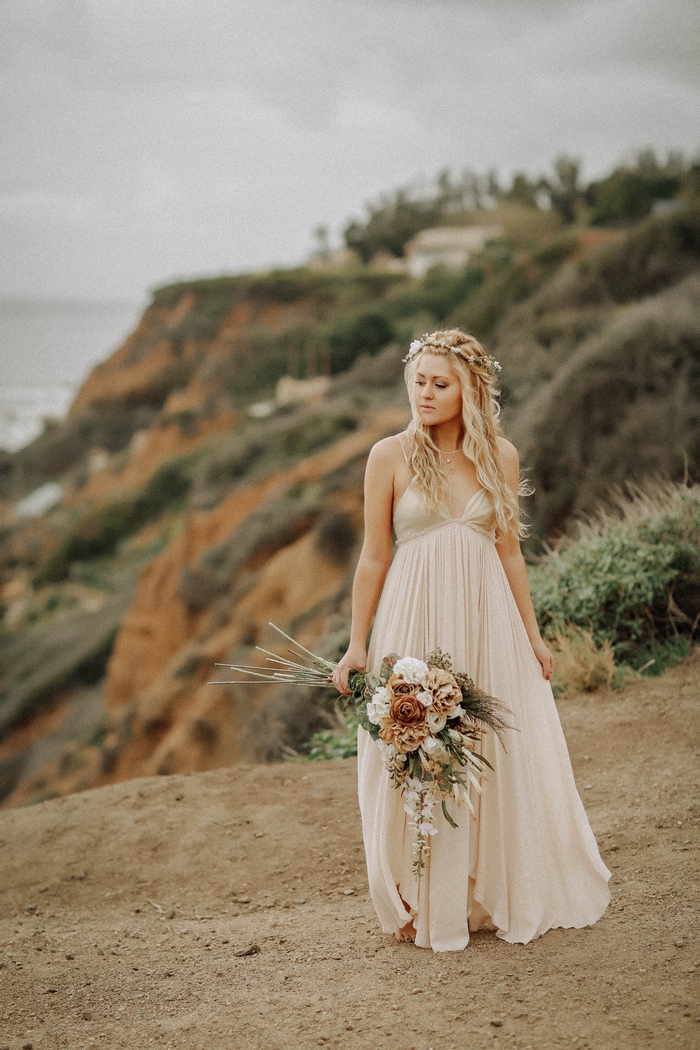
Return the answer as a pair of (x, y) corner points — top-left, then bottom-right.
(389, 692), (426, 728)
(387, 673), (421, 698)
(424, 667), (462, 714)
(379, 717), (430, 754)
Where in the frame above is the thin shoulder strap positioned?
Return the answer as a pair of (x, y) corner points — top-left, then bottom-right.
(397, 433), (409, 465)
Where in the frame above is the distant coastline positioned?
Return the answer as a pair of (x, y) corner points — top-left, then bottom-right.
(0, 297), (141, 451)
(0, 384), (74, 452)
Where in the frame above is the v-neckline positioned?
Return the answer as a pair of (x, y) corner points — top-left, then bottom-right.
(451, 487), (485, 520)
(394, 485), (486, 521)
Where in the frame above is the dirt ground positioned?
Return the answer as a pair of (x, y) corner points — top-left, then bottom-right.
(1, 652), (699, 1050)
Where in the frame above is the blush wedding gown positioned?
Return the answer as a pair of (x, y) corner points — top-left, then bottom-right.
(357, 481), (611, 952)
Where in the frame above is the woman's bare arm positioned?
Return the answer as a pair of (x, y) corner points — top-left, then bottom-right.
(495, 439), (553, 681)
(331, 438), (398, 693)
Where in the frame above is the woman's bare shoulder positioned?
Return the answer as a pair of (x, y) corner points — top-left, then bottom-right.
(497, 436), (519, 467)
(368, 432), (406, 466)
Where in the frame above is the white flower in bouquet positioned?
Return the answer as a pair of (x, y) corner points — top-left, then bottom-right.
(446, 704), (465, 719)
(377, 738), (400, 759)
(421, 736), (448, 763)
(417, 689), (434, 706)
(420, 734), (442, 755)
(426, 709), (447, 733)
(392, 657), (429, 684)
(366, 686), (391, 724)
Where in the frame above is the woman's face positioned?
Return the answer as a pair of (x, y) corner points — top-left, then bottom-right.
(414, 353), (463, 427)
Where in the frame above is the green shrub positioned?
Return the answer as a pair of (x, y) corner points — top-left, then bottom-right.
(283, 410), (358, 456)
(448, 234), (579, 339)
(529, 482), (700, 665)
(33, 456), (194, 584)
(586, 152), (687, 226)
(193, 404), (360, 501)
(388, 264), (485, 325)
(327, 312), (394, 373)
(567, 207), (700, 307)
(177, 565), (223, 612)
(0, 585), (133, 743)
(301, 710), (358, 760)
(314, 511), (358, 565)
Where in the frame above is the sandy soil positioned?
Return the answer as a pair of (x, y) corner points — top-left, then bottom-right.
(1, 653), (699, 1050)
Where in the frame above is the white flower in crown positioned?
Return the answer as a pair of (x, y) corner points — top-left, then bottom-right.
(409, 339), (423, 355)
(392, 657), (429, 684)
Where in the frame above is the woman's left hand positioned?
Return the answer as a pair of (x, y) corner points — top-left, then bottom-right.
(531, 637), (554, 681)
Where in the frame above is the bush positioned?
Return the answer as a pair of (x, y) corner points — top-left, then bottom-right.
(448, 234), (579, 339)
(177, 565), (223, 612)
(327, 312), (394, 373)
(529, 481), (700, 666)
(567, 207), (700, 307)
(586, 152), (687, 226)
(548, 624), (619, 698)
(388, 264), (485, 325)
(506, 271), (700, 538)
(0, 585), (133, 743)
(193, 404), (360, 503)
(314, 512), (357, 565)
(301, 710), (358, 760)
(33, 456), (194, 584)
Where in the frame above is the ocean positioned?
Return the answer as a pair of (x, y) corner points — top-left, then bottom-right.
(0, 298), (142, 451)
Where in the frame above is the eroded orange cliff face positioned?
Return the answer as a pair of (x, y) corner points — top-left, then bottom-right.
(64, 410), (237, 505)
(98, 408), (408, 786)
(63, 290), (317, 507)
(69, 293), (199, 417)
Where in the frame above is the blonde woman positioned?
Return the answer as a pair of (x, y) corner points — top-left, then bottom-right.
(331, 329), (610, 952)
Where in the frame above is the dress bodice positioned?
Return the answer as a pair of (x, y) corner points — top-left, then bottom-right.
(393, 484), (496, 545)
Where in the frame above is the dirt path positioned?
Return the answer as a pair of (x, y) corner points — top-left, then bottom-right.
(1, 652), (699, 1050)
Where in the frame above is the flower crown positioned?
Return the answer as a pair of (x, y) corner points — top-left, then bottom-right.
(402, 335), (502, 376)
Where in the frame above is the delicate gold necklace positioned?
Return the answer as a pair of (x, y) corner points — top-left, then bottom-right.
(435, 446), (462, 473)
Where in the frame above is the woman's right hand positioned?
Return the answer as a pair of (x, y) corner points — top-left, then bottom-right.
(331, 645), (367, 695)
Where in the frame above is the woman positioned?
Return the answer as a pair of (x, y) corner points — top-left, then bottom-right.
(331, 329), (610, 952)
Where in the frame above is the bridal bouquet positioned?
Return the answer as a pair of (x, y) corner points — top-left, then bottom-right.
(215, 625), (508, 877)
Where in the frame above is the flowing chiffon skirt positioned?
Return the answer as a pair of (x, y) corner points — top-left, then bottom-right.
(357, 490), (610, 952)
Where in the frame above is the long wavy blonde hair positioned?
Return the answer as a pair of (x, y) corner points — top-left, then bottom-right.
(403, 329), (525, 541)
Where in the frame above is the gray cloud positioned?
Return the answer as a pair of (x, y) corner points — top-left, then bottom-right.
(0, 0), (698, 300)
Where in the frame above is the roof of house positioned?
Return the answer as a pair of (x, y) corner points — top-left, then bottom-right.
(405, 225), (500, 254)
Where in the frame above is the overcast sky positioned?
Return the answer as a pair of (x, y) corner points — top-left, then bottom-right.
(1, 0), (699, 302)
